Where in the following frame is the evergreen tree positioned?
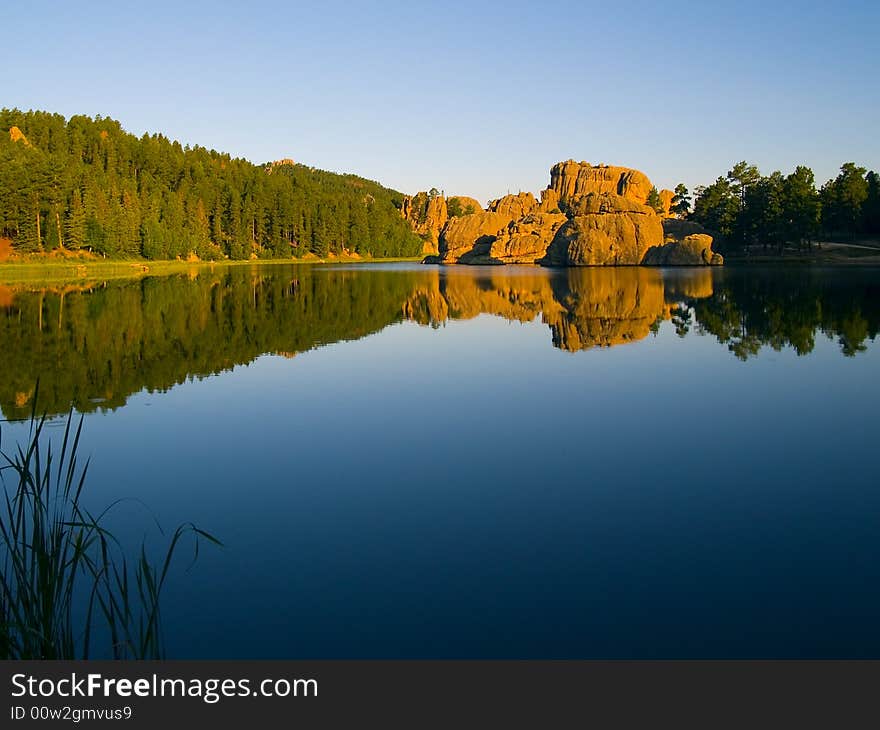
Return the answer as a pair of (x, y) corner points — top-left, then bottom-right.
(781, 166), (819, 247)
(0, 108), (421, 261)
(863, 171), (880, 236)
(691, 177), (738, 238)
(671, 183), (690, 217)
(645, 186), (664, 213)
(821, 163), (868, 238)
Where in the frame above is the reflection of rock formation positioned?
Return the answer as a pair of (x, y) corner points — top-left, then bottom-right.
(662, 268), (715, 301)
(546, 268), (668, 350)
(401, 266), (716, 352)
(402, 269), (559, 325)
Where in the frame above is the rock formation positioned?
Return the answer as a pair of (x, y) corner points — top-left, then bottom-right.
(460, 212), (568, 265)
(410, 161), (722, 267)
(542, 194), (664, 266)
(438, 211), (510, 262)
(487, 192), (539, 219)
(642, 235), (723, 266)
(446, 196), (483, 218)
(8, 126), (30, 146)
(401, 193), (485, 255)
(641, 219), (724, 266)
(548, 160), (653, 205)
(401, 192), (449, 255)
(659, 189), (675, 217)
(265, 158), (295, 173)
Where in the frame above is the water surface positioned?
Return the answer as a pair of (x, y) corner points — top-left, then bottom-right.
(1, 263), (878, 658)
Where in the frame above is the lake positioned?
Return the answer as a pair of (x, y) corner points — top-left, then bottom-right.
(1, 263), (879, 658)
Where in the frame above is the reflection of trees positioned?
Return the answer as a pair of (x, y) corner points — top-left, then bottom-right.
(687, 269), (880, 359)
(0, 266), (422, 419)
(1, 265), (876, 418)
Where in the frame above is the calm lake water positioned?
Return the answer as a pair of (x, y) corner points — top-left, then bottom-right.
(1, 263), (879, 658)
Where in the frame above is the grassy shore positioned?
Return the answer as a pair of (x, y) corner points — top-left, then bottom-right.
(722, 238), (880, 266)
(0, 254), (424, 285)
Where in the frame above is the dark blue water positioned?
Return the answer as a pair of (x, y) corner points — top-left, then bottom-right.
(1, 264), (878, 657)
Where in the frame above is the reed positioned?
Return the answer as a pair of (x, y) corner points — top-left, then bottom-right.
(0, 396), (219, 659)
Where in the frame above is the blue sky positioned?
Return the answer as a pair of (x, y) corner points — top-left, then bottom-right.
(3, 1), (878, 201)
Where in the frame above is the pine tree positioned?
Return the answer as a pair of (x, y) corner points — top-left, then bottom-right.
(645, 186), (664, 214)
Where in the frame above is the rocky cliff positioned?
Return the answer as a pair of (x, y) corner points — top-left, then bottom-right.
(410, 161), (722, 266)
(401, 193), (484, 255)
(548, 160), (653, 205)
(437, 191), (567, 264)
(543, 194), (664, 266)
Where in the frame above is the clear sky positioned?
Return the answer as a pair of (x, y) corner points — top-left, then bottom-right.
(3, 1), (878, 202)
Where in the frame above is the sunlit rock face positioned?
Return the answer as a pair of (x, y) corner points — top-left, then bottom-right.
(548, 160), (654, 205)
(439, 211), (512, 263)
(642, 219), (724, 266)
(402, 194), (485, 255)
(487, 192), (539, 220)
(424, 161), (723, 267)
(642, 234), (724, 266)
(659, 189), (675, 217)
(401, 192), (448, 255)
(466, 213), (568, 265)
(543, 194), (664, 266)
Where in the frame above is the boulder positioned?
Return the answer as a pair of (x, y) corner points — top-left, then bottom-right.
(543, 193), (664, 266)
(642, 219), (724, 265)
(463, 212), (567, 264)
(538, 188), (561, 213)
(487, 192), (539, 219)
(446, 196), (483, 218)
(642, 234), (724, 266)
(439, 211), (512, 263)
(547, 160), (653, 205)
(662, 218), (715, 242)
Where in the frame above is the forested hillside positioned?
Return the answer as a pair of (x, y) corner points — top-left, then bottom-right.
(0, 109), (422, 260)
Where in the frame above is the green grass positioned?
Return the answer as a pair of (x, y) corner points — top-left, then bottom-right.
(0, 394), (219, 659)
(0, 255), (424, 285)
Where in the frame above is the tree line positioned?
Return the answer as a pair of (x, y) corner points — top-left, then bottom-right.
(672, 161), (880, 252)
(0, 109), (422, 260)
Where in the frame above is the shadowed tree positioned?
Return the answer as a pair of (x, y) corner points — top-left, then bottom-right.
(671, 183), (690, 217)
(821, 163), (868, 239)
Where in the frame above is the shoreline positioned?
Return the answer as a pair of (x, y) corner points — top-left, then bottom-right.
(0, 255), (424, 285)
(2, 249), (879, 287)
